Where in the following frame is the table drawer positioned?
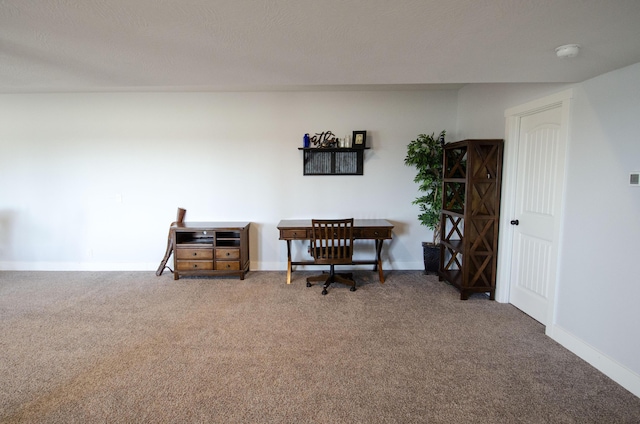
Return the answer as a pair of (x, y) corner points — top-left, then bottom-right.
(176, 248), (214, 260)
(215, 261), (240, 271)
(280, 229), (310, 239)
(355, 228), (392, 239)
(176, 260), (214, 271)
(216, 248), (240, 260)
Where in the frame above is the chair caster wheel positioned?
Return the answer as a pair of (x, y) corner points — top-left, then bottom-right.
(350, 286), (356, 292)
(322, 289), (328, 295)
(306, 282), (311, 287)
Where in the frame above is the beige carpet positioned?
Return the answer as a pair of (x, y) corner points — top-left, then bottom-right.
(1, 270), (639, 423)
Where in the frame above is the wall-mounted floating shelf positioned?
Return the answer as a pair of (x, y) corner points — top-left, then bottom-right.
(299, 147), (369, 175)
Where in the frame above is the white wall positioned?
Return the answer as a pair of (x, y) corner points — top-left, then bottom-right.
(456, 64), (640, 396)
(456, 83), (567, 139)
(0, 90), (457, 271)
(557, 63), (640, 377)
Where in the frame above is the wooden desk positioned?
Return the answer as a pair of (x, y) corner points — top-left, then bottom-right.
(277, 219), (393, 284)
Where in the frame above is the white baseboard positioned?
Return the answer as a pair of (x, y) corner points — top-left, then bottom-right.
(549, 324), (640, 398)
(2, 261), (424, 272)
(0, 262), (157, 271)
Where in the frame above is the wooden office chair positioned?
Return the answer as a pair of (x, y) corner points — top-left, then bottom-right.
(306, 218), (356, 295)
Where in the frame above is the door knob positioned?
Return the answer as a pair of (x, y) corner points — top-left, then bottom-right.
(510, 219), (519, 225)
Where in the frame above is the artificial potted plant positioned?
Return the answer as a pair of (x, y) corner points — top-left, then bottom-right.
(404, 130), (446, 274)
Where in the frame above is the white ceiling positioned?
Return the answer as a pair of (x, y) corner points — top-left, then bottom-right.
(2, 0), (640, 93)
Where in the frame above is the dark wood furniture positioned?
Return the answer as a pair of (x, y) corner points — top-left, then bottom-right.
(171, 222), (250, 280)
(278, 219), (393, 284)
(439, 139), (503, 300)
(299, 148), (368, 175)
(306, 219), (356, 295)
(156, 207), (187, 276)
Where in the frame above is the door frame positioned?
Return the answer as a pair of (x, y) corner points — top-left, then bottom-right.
(495, 89), (573, 331)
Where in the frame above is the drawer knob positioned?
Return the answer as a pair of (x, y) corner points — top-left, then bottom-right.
(226, 264), (231, 268)
(193, 252), (197, 256)
(374, 231), (379, 236)
(226, 252), (230, 256)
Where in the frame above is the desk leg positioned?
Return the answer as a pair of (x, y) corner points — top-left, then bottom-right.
(375, 239), (386, 284)
(286, 240), (292, 284)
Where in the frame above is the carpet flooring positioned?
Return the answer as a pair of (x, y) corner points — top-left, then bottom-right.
(1, 270), (639, 423)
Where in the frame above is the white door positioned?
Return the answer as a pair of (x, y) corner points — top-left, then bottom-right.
(507, 102), (568, 325)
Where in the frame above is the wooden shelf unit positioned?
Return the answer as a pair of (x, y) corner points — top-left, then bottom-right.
(299, 147), (368, 175)
(172, 222), (250, 280)
(439, 139), (503, 300)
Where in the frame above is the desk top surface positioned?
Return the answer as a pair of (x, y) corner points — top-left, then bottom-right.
(171, 222), (251, 230)
(277, 219), (393, 229)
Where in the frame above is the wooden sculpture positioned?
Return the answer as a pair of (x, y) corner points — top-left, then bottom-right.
(155, 207), (186, 276)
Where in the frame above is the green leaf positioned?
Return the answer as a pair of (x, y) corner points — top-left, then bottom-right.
(404, 130), (446, 243)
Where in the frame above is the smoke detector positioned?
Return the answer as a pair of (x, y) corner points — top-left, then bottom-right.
(556, 44), (581, 58)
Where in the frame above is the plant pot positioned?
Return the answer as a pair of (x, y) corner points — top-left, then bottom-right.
(422, 242), (440, 275)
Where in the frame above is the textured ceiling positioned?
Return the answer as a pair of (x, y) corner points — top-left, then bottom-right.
(2, 0), (640, 93)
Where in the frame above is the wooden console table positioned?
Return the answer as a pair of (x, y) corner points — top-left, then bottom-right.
(277, 219), (393, 284)
(171, 222), (250, 280)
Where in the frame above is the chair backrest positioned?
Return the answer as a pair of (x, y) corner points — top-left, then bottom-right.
(310, 219), (354, 265)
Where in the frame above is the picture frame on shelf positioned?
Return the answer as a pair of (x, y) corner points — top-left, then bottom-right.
(352, 131), (366, 149)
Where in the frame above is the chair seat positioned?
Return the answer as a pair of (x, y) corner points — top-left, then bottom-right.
(312, 247), (352, 263)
